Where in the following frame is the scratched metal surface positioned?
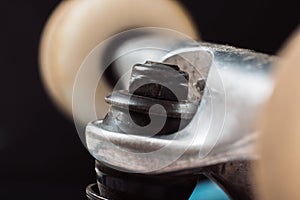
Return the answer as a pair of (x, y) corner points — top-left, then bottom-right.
(86, 42), (275, 174)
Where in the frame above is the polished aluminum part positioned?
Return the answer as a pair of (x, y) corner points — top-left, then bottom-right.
(86, 42), (274, 175)
(86, 42), (275, 200)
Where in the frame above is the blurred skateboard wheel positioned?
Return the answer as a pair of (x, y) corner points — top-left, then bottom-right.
(39, 0), (198, 120)
(256, 29), (300, 200)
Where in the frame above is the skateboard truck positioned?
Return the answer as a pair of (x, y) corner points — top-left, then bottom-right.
(85, 42), (275, 200)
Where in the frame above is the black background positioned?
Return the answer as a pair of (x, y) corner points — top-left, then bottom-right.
(1, 0), (299, 199)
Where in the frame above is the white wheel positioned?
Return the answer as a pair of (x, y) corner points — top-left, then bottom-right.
(39, 0), (199, 120)
(256, 29), (300, 200)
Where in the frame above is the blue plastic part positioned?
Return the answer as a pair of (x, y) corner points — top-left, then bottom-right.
(189, 180), (230, 200)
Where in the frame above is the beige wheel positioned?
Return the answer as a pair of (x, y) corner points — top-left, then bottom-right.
(39, 0), (198, 120)
(255, 29), (300, 200)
